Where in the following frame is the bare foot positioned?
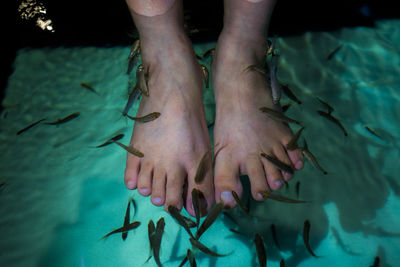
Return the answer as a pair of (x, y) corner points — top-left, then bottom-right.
(124, 0), (214, 216)
(212, 21), (304, 207)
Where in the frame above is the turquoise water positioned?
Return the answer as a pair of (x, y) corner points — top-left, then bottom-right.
(1, 19), (400, 267)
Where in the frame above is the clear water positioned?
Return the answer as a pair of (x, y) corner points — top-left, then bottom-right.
(1, 19), (400, 267)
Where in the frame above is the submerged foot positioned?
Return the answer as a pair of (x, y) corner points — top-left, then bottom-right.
(212, 30), (304, 207)
(124, 2), (214, 216)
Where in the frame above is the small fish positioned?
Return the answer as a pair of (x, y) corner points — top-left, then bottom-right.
(127, 40), (141, 75)
(189, 238), (230, 257)
(271, 224), (281, 250)
(202, 48), (215, 60)
(231, 191), (248, 214)
(301, 139), (328, 175)
(270, 54), (282, 104)
(260, 107), (301, 125)
(178, 256), (188, 267)
(102, 221), (140, 240)
(286, 127), (305, 151)
(370, 256), (380, 267)
(281, 103), (291, 113)
(137, 65), (150, 97)
(16, 118), (46, 135)
(195, 54), (203, 60)
(187, 249), (197, 267)
(122, 84), (141, 116)
(45, 112), (80, 125)
(303, 220), (318, 257)
(182, 215), (197, 228)
(260, 190), (307, 204)
(122, 198), (132, 241)
(212, 143), (227, 169)
(254, 234), (266, 267)
(152, 217), (165, 267)
(260, 152), (294, 175)
(194, 150), (210, 184)
(80, 82), (98, 94)
(280, 84), (302, 104)
(148, 220), (156, 255)
(114, 141), (144, 158)
(280, 259), (285, 267)
(327, 44), (343, 60)
(266, 36), (277, 56)
(317, 110), (348, 136)
(96, 134), (124, 148)
(295, 181), (300, 198)
(316, 97), (334, 114)
(200, 65), (209, 88)
(365, 126), (382, 139)
(126, 112), (161, 123)
(195, 202), (224, 240)
(168, 205), (195, 239)
(191, 188), (202, 229)
(128, 39), (140, 59)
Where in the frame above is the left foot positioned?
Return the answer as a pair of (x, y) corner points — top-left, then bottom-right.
(212, 29), (304, 207)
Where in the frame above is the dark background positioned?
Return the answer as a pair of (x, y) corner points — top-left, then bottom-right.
(2, 0), (400, 110)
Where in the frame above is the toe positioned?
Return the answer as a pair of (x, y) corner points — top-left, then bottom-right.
(260, 152), (285, 190)
(137, 160), (153, 196)
(287, 148), (304, 170)
(125, 156), (141, 189)
(214, 152), (242, 208)
(164, 165), (186, 212)
(273, 145), (295, 180)
(245, 156), (269, 201)
(151, 168), (166, 206)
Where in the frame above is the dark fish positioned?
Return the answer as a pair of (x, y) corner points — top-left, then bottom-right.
(229, 228), (246, 236)
(122, 198), (132, 241)
(148, 220), (156, 256)
(301, 139), (328, 175)
(127, 40), (141, 75)
(260, 152), (294, 175)
(303, 220), (318, 257)
(80, 82), (98, 94)
(128, 39), (140, 59)
(270, 54), (282, 104)
(200, 65), (209, 88)
(260, 190), (307, 204)
(96, 134), (124, 148)
(187, 249), (197, 267)
(114, 141), (144, 158)
(178, 256), (188, 267)
(126, 112), (161, 123)
(286, 127), (305, 151)
(16, 118), (46, 135)
(327, 44), (343, 60)
(102, 221), (140, 240)
(317, 110), (348, 136)
(195, 202), (224, 240)
(137, 65), (149, 97)
(231, 191), (248, 214)
(316, 97), (334, 114)
(281, 103), (291, 113)
(152, 217), (165, 267)
(212, 143), (227, 169)
(365, 126), (383, 139)
(189, 238), (230, 257)
(280, 84), (302, 104)
(122, 84), (141, 116)
(295, 181), (300, 198)
(271, 224), (281, 250)
(195, 54), (203, 60)
(280, 259), (285, 267)
(370, 256), (380, 267)
(254, 234), (266, 267)
(191, 188), (202, 229)
(194, 150), (210, 184)
(266, 36), (277, 56)
(182, 215), (197, 228)
(168, 205), (195, 239)
(45, 112), (80, 125)
(260, 107), (301, 125)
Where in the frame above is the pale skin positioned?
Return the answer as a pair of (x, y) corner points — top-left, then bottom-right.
(124, 0), (304, 217)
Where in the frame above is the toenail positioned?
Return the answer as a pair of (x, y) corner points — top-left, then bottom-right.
(274, 180), (282, 187)
(140, 188), (149, 195)
(295, 161), (303, 169)
(127, 180), (135, 189)
(153, 197), (162, 205)
(257, 193), (263, 199)
(221, 191), (234, 203)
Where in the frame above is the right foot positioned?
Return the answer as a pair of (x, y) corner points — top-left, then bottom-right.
(124, 1), (214, 216)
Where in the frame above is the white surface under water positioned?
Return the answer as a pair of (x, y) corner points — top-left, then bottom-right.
(1, 19), (400, 267)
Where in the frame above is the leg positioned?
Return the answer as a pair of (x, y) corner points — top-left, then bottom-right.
(124, 0), (214, 215)
(212, 0), (304, 207)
